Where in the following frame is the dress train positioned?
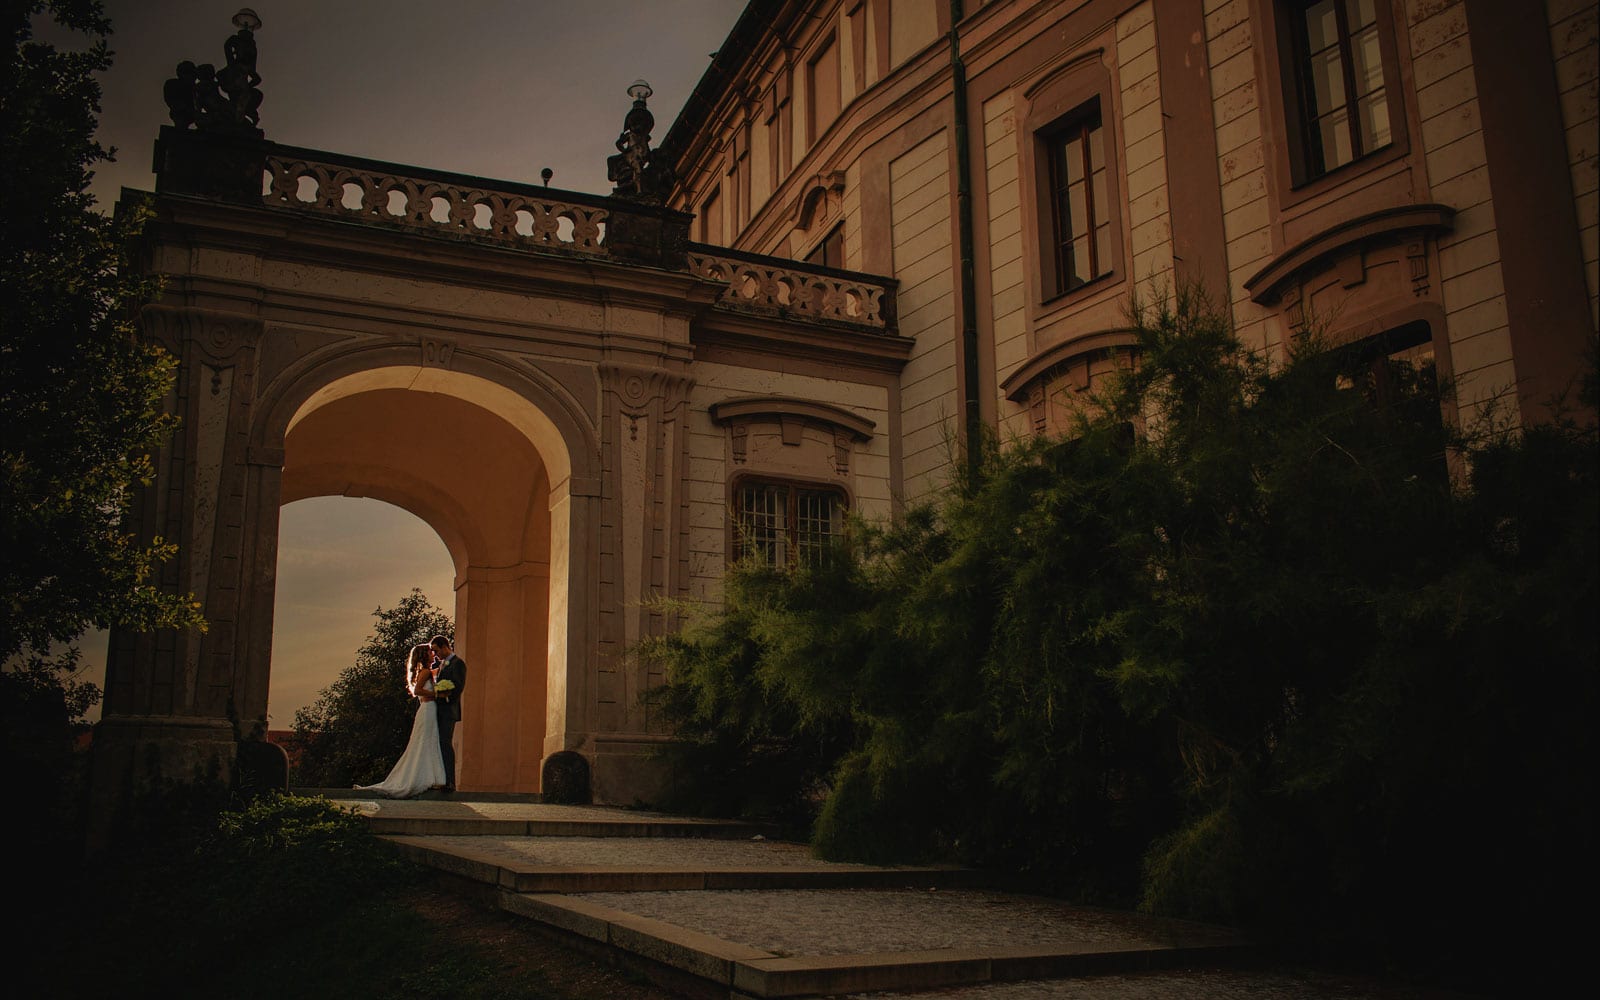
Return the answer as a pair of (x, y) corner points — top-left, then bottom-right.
(355, 697), (447, 798)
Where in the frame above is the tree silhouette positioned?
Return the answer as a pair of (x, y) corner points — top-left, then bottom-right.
(291, 589), (453, 787)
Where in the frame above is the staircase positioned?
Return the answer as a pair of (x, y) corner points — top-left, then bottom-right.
(328, 796), (1252, 998)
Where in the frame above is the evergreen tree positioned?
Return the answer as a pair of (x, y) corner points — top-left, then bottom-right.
(292, 590), (453, 787)
(648, 284), (1597, 992)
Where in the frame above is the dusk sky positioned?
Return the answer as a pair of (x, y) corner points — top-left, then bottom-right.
(71, 0), (749, 724)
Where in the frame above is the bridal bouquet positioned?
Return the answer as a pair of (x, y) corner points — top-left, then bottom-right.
(434, 679), (456, 697)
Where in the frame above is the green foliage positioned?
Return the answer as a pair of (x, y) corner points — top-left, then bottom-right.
(291, 589), (453, 787)
(1, 0), (203, 663)
(1, 646), (99, 860)
(25, 793), (588, 999)
(648, 282), (1597, 990)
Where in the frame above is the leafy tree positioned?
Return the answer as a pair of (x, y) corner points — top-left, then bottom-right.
(2, 0), (204, 862)
(1, 0), (203, 662)
(291, 589), (453, 787)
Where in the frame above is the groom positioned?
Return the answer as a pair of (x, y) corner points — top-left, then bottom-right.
(430, 635), (466, 793)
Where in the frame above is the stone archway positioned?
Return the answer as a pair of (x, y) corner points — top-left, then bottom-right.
(279, 367), (564, 792)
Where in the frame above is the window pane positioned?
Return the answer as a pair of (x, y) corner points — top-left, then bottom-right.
(1094, 223), (1112, 279)
(1087, 124), (1105, 172)
(1303, 0), (1340, 53)
(1357, 89), (1391, 150)
(737, 484), (787, 566)
(1316, 108), (1354, 170)
(1090, 168), (1107, 225)
(1067, 182), (1087, 240)
(1069, 235), (1091, 287)
(1344, 0), (1377, 30)
(1308, 48), (1346, 115)
(796, 489), (840, 567)
(1063, 135), (1084, 184)
(1351, 26), (1384, 96)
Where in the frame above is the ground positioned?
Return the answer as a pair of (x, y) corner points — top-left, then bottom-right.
(410, 882), (687, 999)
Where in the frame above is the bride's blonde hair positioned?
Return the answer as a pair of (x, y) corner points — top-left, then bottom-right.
(405, 643), (431, 694)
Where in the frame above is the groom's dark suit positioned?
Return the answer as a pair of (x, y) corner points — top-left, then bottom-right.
(435, 653), (466, 789)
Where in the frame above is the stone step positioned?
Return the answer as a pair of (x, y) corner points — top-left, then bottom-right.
(498, 888), (1252, 998)
(296, 786), (543, 803)
(341, 800), (1253, 997)
(383, 833), (990, 893)
(328, 795), (779, 838)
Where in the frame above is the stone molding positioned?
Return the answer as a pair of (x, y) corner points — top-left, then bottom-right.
(1243, 204), (1457, 306)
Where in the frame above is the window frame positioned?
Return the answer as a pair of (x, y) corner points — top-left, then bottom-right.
(807, 31), (842, 148)
(1267, 0), (1411, 195)
(730, 475), (848, 569)
(804, 223), (846, 269)
(1017, 49), (1126, 312)
(1041, 104), (1114, 298)
(700, 185), (722, 244)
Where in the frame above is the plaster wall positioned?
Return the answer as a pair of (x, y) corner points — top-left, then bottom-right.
(1548, 0), (1599, 329)
(891, 129), (959, 501)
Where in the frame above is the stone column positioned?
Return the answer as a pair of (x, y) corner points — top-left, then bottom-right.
(87, 307), (265, 850)
(589, 363), (694, 803)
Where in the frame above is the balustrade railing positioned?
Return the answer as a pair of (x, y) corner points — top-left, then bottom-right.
(154, 128), (897, 333)
(263, 152), (609, 254)
(687, 245), (894, 331)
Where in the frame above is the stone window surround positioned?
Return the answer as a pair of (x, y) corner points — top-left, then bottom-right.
(1014, 47), (1128, 316)
(710, 395), (876, 468)
(1250, 0), (1414, 208)
(728, 473), (851, 568)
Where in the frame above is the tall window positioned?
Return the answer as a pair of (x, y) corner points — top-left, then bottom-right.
(1044, 103), (1112, 296)
(701, 186), (722, 244)
(808, 34), (841, 146)
(734, 480), (844, 568)
(1289, 0), (1391, 179)
(804, 225), (845, 269)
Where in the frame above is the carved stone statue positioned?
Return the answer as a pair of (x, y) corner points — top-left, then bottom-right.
(162, 9), (263, 137)
(607, 80), (672, 202)
(217, 13), (263, 127)
(162, 60), (200, 128)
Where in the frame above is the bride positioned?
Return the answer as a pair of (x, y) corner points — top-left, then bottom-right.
(355, 643), (448, 798)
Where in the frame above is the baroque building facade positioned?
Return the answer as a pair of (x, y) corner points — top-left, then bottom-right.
(664, 0), (1596, 475)
(90, 0), (1595, 829)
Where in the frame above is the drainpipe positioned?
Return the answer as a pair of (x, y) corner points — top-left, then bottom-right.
(949, 1), (983, 480)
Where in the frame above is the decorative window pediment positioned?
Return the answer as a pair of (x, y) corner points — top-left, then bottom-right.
(710, 395), (874, 474)
(1243, 203), (1455, 306)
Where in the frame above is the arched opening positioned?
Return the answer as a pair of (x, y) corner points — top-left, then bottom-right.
(269, 496), (455, 731)
(276, 366), (576, 793)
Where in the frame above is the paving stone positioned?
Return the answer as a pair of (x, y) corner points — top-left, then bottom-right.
(562, 888), (1240, 958)
(839, 966), (1478, 998)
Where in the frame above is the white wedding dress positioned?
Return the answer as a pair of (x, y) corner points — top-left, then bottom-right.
(355, 676), (448, 798)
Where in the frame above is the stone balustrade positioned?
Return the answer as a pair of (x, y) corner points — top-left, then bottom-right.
(263, 153), (609, 254)
(687, 247), (893, 331)
(152, 128), (896, 333)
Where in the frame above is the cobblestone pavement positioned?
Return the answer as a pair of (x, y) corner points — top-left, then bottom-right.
(568, 888), (1239, 956)
(419, 834), (905, 870)
(843, 967), (1480, 999)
